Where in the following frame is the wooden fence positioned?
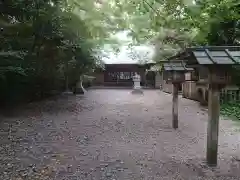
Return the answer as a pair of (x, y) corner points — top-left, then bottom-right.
(220, 87), (240, 103)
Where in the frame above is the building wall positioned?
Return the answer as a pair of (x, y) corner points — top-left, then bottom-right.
(161, 71), (184, 93)
(91, 64), (153, 86)
(182, 68), (235, 105)
(140, 70), (146, 85)
(162, 80), (173, 93)
(182, 81), (239, 106)
(182, 81), (198, 100)
(182, 69), (208, 104)
(104, 64), (146, 86)
(92, 72), (104, 85)
(161, 68), (238, 105)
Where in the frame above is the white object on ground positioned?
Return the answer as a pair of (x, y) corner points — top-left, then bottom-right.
(131, 73), (143, 94)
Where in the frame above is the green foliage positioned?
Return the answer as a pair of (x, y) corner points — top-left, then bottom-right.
(0, 0), (111, 105)
(99, 0), (239, 61)
(221, 103), (240, 121)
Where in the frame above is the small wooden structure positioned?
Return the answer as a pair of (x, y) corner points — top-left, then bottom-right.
(162, 60), (193, 129)
(172, 46), (240, 166)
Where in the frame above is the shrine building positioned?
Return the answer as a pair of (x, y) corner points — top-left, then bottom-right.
(92, 63), (160, 87)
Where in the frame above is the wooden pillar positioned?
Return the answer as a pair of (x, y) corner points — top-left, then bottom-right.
(206, 83), (220, 166)
(172, 83), (179, 129)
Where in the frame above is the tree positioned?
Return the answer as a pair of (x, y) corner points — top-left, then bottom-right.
(95, 0), (239, 61)
(1, 0), (239, 106)
(0, 0), (112, 105)
(127, 47), (153, 64)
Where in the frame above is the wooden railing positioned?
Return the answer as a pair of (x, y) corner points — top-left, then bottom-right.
(220, 87), (240, 103)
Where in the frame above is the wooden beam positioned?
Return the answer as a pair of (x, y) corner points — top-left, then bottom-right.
(187, 46), (240, 51)
(204, 49), (217, 64)
(224, 49), (238, 63)
(206, 81), (220, 166)
(172, 83), (179, 129)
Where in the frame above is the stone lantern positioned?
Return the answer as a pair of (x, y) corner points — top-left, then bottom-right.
(162, 60), (194, 129)
(131, 72), (143, 94)
(163, 61), (193, 83)
(177, 46), (240, 166)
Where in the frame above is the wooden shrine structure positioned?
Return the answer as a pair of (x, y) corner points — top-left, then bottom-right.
(162, 60), (194, 129)
(165, 46), (240, 166)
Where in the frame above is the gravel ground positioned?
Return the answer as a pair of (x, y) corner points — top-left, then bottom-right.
(0, 89), (240, 180)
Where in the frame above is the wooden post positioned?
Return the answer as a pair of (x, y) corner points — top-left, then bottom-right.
(206, 82), (220, 166)
(172, 83), (179, 129)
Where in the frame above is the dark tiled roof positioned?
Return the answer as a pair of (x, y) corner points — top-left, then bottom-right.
(163, 61), (193, 71)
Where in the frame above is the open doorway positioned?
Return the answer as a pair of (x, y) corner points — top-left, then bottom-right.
(145, 71), (156, 88)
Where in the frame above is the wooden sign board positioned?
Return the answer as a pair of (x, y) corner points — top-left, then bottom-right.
(163, 61), (193, 83)
(172, 71), (185, 83)
(165, 71), (185, 83)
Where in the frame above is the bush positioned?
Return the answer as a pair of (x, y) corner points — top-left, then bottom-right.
(221, 102), (240, 121)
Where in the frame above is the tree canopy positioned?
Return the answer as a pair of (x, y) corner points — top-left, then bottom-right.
(100, 0), (240, 61)
(0, 0), (239, 105)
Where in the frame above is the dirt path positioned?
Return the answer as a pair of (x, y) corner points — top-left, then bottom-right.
(0, 89), (240, 180)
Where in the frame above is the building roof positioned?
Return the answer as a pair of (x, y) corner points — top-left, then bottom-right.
(168, 46), (240, 66)
(104, 63), (156, 70)
(104, 62), (155, 66)
(162, 60), (194, 71)
(147, 64), (161, 71)
(189, 46), (240, 65)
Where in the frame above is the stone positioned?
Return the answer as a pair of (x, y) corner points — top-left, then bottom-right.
(83, 135), (89, 141)
(7, 163), (13, 168)
(81, 151), (89, 156)
(100, 163), (108, 167)
(106, 172), (112, 177)
(90, 168), (94, 171)
(67, 165), (72, 173)
(120, 161), (124, 165)
(131, 73), (143, 94)
(115, 164), (121, 168)
(117, 168), (123, 171)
